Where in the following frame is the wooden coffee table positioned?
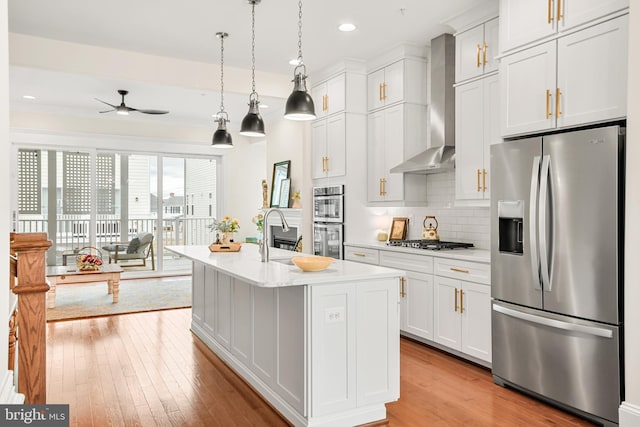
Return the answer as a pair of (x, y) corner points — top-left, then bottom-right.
(46, 264), (124, 309)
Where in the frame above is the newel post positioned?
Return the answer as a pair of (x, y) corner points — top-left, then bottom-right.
(9, 232), (52, 404)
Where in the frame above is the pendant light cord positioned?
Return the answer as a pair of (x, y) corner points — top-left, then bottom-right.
(297, 0), (303, 64)
(219, 34), (225, 114)
(250, 1), (257, 97)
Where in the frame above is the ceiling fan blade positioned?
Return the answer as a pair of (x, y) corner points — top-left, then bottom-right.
(95, 98), (117, 108)
(99, 109), (115, 113)
(136, 109), (170, 115)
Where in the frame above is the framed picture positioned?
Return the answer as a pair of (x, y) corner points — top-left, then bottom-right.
(270, 160), (291, 208)
(279, 178), (291, 208)
(389, 217), (409, 241)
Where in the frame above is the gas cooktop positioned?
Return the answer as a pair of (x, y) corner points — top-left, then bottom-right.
(386, 240), (474, 250)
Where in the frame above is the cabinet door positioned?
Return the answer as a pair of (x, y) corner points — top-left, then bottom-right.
(311, 120), (327, 179)
(556, 15), (628, 128)
(560, 0), (628, 32)
(382, 104), (404, 201)
(434, 276), (462, 352)
(500, 0), (557, 53)
(483, 17), (500, 75)
(311, 82), (327, 118)
(460, 281), (492, 362)
(402, 272), (434, 340)
(192, 261), (205, 326)
(456, 24), (485, 82)
(367, 68), (386, 111)
(326, 114), (346, 178)
(367, 110), (386, 202)
(215, 271), (232, 349)
(326, 73), (346, 115)
(231, 280), (252, 365)
(455, 79), (484, 201)
(383, 60), (404, 106)
(501, 41), (557, 137)
(483, 73), (501, 200)
(203, 266), (217, 335)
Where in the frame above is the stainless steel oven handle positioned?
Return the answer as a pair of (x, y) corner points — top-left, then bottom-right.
(493, 303), (613, 338)
(539, 155), (551, 292)
(529, 156), (541, 290)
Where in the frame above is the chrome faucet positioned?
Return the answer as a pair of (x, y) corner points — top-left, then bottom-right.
(261, 208), (290, 262)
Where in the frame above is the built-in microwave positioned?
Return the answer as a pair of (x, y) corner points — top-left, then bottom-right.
(312, 185), (344, 223)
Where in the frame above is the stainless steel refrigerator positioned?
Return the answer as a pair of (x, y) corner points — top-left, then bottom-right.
(490, 124), (624, 426)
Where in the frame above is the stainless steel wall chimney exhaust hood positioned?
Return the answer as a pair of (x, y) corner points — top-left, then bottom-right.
(390, 33), (455, 175)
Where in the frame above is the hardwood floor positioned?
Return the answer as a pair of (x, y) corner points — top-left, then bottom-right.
(46, 308), (595, 426)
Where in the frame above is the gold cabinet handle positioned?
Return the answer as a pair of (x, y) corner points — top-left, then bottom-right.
(476, 44), (481, 68)
(400, 277), (406, 298)
(483, 42), (488, 65)
(482, 169), (487, 192)
(454, 288), (459, 312)
(325, 156), (329, 172)
(381, 178), (387, 196)
(383, 82), (387, 100)
(557, 0), (563, 22)
(325, 95), (329, 112)
(379, 178), (383, 196)
(450, 267), (470, 273)
(547, 0), (552, 24)
(460, 290), (465, 313)
(379, 83), (383, 101)
(556, 88), (562, 118)
(477, 169), (482, 192)
(546, 89), (552, 119)
(353, 253), (366, 257)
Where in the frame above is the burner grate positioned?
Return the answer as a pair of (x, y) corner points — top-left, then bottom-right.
(387, 240), (474, 250)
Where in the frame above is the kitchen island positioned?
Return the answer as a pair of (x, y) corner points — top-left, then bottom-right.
(167, 245), (404, 427)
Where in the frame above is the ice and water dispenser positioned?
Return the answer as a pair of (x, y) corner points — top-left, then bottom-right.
(498, 200), (524, 255)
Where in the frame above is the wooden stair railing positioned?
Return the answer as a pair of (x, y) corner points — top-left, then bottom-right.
(9, 232), (52, 404)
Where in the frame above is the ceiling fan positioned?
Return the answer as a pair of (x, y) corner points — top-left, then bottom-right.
(95, 89), (169, 115)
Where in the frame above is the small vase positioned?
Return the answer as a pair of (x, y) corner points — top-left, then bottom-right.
(221, 232), (233, 244)
(292, 199), (302, 208)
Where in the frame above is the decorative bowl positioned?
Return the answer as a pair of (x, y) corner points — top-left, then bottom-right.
(291, 256), (333, 272)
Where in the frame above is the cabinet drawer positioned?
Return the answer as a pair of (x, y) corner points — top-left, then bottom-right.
(344, 246), (379, 265)
(380, 250), (433, 274)
(434, 258), (490, 285)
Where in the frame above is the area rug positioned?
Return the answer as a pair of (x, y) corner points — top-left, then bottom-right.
(46, 276), (192, 322)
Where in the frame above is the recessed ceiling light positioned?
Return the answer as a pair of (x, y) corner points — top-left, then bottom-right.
(23, 95), (36, 100)
(289, 58), (301, 66)
(338, 23), (356, 32)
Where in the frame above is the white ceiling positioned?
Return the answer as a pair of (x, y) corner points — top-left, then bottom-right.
(8, 0), (494, 131)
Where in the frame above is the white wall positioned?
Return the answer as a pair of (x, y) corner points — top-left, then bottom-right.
(622, 3), (640, 425)
(0, 0), (9, 375)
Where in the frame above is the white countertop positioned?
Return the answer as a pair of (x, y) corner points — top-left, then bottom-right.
(344, 241), (491, 263)
(167, 244), (405, 288)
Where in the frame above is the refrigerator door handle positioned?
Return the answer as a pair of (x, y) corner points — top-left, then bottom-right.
(539, 155), (552, 292)
(492, 303), (613, 339)
(529, 156), (541, 289)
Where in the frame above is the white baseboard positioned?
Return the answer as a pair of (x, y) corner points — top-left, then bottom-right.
(0, 371), (24, 404)
(620, 401), (640, 426)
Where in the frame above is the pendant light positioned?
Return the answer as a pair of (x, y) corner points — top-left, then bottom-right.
(212, 32), (233, 148)
(240, 0), (266, 137)
(284, 0), (316, 121)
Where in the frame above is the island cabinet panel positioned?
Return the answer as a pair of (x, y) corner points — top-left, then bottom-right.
(203, 266), (216, 336)
(215, 272), (232, 350)
(310, 284), (357, 417)
(356, 279), (400, 406)
(275, 286), (306, 415)
(191, 261), (205, 327)
(231, 280), (252, 365)
(252, 286), (276, 387)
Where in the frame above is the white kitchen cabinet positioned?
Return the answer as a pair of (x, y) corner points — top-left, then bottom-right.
(501, 15), (628, 137)
(455, 73), (500, 202)
(499, 0), (628, 53)
(214, 271), (232, 350)
(231, 279), (252, 365)
(311, 73), (346, 118)
(434, 276), (492, 363)
(367, 103), (428, 203)
(455, 17), (499, 83)
(203, 266), (217, 336)
(344, 245), (379, 265)
(191, 261), (205, 327)
(367, 59), (427, 112)
(311, 114), (346, 179)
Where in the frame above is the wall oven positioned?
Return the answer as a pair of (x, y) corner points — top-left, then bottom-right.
(313, 185), (344, 259)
